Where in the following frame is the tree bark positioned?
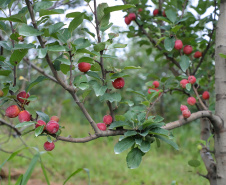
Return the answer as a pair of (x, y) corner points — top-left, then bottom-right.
(214, 0), (226, 184)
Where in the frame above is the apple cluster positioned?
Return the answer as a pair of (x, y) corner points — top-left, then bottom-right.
(97, 114), (113, 131)
(124, 13), (136, 25)
(148, 80), (161, 96)
(4, 90), (60, 151)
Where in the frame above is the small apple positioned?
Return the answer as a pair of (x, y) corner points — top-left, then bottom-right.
(17, 91), (30, 105)
(153, 81), (160, 88)
(180, 105), (188, 112)
(148, 88), (161, 97)
(138, 8), (143, 13)
(174, 40), (183, 50)
(153, 9), (159, 16)
(202, 91), (210, 100)
(46, 120), (59, 134)
(44, 141), (55, 151)
(180, 79), (189, 88)
(183, 45), (193, 55)
(112, 78), (125, 89)
(187, 97), (196, 105)
(182, 109), (191, 118)
(188, 76), (196, 84)
(194, 51), (202, 58)
(18, 110), (31, 123)
(162, 10), (166, 17)
(103, 115), (113, 125)
(5, 105), (20, 118)
(50, 116), (59, 122)
(128, 13), (136, 21)
(124, 16), (131, 25)
(35, 120), (46, 129)
(78, 62), (91, 72)
(97, 123), (107, 131)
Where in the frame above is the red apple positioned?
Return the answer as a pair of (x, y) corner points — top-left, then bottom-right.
(128, 13), (136, 21)
(103, 115), (113, 125)
(194, 51), (202, 58)
(180, 105), (188, 112)
(153, 9), (159, 16)
(112, 78), (125, 89)
(125, 16), (131, 25)
(202, 91), (210, 100)
(180, 79), (189, 88)
(78, 62), (91, 72)
(35, 120), (46, 129)
(138, 8), (143, 13)
(182, 109), (191, 118)
(153, 81), (160, 88)
(97, 123), (107, 131)
(174, 40), (183, 50)
(46, 120), (59, 134)
(187, 97), (196, 105)
(50, 116), (59, 122)
(18, 110), (31, 123)
(17, 91), (30, 105)
(44, 141), (55, 151)
(188, 76), (196, 84)
(183, 45), (193, 55)
(5, 105), (20, 118)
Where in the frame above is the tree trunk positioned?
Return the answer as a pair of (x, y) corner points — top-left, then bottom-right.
(214, 0), (226, 184)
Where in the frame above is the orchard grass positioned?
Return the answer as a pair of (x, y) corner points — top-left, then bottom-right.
(0, 121), (209, 185)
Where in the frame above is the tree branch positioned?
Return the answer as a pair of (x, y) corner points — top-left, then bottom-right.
(0, 118), (21, 136)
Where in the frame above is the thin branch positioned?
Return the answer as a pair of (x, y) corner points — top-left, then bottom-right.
(0, 118), (21, 136)
(180, 0), (188, 18)
(145, 93), (163, 119)
(192, 85), (208, 110)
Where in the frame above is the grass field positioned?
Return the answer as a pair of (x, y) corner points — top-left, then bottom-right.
(0, 121), (210, 185)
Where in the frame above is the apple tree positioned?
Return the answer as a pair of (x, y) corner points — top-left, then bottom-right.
(0, 0), (225, 184)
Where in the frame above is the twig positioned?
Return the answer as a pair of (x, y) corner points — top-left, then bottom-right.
(192, 85), (208, 110)
(0, 118), (21, 136)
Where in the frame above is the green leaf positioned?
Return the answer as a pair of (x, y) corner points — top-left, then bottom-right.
(36, 111), (50, 123)
(35, 125), (45, 137)
(0, 21), (6, 31)
(63, 168), (90, 185)
(219, 53), (226, 58)
(15, 175), (23, 185)
(57, 28), (71, 44)
(188, 159), (201, 167)
(154, 115), (164, 123)
(186, 83), (191, 91)
(91, 82), (107, 97)
(113, 43), (127, 48)
(124, 66), (141, 70)
(135, 138), (142, 146)
(68, 13), (84, 32)
(124, 130), (137, 137)
(140, 140), (151, 153)
(164, 37), (176, 51)
(155, 135), (179, 150)
(13, 44), (35, 50)
(81, 28), (95, 38)
(74, 75), (88, 85)
(40, 159), (50, 185)
(97, 3), (110, 27)
(34, 1), (53, 12)
(38, 48), (47, 58)
(126, 148), (143, 169)
(0, 41), (11, 50)
(26, 76), (49, 92)
(114, 137), (135, 154)
(126, 88), (145, 98)
(165, 9), (177, 23)
(78, 83), (89, 90)
(21, 153), (40, 185)
(100, 93), (121, 103)
(100, 23), (113, 32)
(180, 55), (190, 72)
(39, 9), (64, 17)
(94, 42), (105, 52)
(86, 71), (100, 80)
(19, 24), (43, 36)
(104, 4), (136, 14)
(77, 57), (94, 64)
(48, 45), (67, 52)
(108, 121), (130, 129)
(150, 128), (169, 136)
(10, 49), (28, 66)
(49, 22), (65, 35)
(0, 70), (11, 76)
(74, 38), (91, 50)
(15, 122), (35, 128)
(0, 14), (26, 24)
(60, 64), (71, 74)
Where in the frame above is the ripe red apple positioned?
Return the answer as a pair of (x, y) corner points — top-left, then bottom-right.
(35, 120), (46, 129)
(202, 91), (210, 100)
(103, 115), (113, 125)
(183, 45), (193, 55)
(153, 9), (159, 16)
(188, 76), (196, 84)
(180, 105), (188, 112)
(187, 97), (196, 105)
(44, 141), (55, 151)
(97, 123), (107, 131)
(182, 109), (191, 118)
(153, 81), (160, 88)
(128, 13), (136, 21)
(50, 116), (59, 122)
(112, 78), (125, 89)
(180, 79), (189, 88)
(148, 88), (161, 97)
(78, 62), (91, 72)
(18, 110), (31, 123)
(174, 40), (183, 50)
(17, 91), (30, 105)
(0, 90), (4, 97)
(46, 120), (59, 134)
(5, 105), (20, 118)
(138, 8), (143, 13)
(162, 10), (166, 17)
(124, 16), (131, 25)
(194, 51), (202, 58)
